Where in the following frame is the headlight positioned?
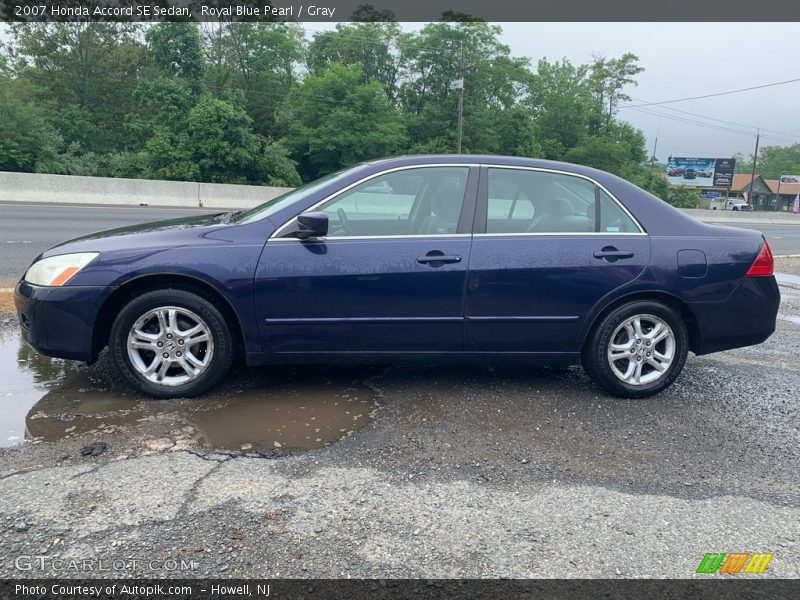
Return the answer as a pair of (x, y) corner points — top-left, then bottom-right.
(24, 253), (99, 286)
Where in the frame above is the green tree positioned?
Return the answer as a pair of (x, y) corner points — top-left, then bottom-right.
(128, 77), (199, 180)
(186, 94), (261, 183)
(146, 22), (205, 88)
(399, 21), (534, 155)
(308, 22), (403, 102)
(665, 186), (701, 208)
(204, 23), (304, 136)
(0, 77), (56, 171)
(6, 23), (145, 152)
(528, 58), (595, 159)
(589, 53), (644, 130)
(756, 144), (800, 180)
(258, 141), (303, 187)
(277, 63), (408, 179)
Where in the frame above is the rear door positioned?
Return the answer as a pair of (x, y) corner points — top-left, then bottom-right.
(465, 166), (650, 353)
(254, 165), (479, 354)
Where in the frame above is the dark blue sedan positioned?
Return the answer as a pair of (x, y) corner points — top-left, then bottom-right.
(14, 155), (779, 399)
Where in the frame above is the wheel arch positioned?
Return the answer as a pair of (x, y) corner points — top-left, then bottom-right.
(579, 290), (701, 355)
(92, 273), (246, 359)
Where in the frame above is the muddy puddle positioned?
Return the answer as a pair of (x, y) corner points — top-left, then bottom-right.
(0, 329), (378, 452)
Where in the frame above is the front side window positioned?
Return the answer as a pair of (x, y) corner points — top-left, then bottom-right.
(282, 166), (470, 238)
(485, 168), (639, 234)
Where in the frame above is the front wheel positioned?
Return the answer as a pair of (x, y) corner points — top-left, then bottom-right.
(109, 288), (234, 398)
(582, 301), (689, 398)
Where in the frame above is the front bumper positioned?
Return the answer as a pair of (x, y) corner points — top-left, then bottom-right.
(14, 280), (115, 362)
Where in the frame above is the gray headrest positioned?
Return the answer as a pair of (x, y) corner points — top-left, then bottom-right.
(546, 197), (573, 218)
(431, 189), (463, 221)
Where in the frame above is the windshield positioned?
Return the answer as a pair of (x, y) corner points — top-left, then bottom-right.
(234, 166), (367, 224)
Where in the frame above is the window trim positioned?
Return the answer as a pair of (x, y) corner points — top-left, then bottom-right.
(270, 163), (480, 241)
(476, 165), (647, 236)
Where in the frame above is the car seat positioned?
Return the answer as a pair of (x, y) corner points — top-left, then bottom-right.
(420, 189), (463, 234)
(527, 196), (574, 232)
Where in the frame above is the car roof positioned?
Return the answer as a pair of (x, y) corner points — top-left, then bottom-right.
(362, 154), (628, 183)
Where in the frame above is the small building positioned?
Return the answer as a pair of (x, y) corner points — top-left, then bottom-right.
(764, 179), (800, 212)
(726, 174), (773, 210)
(698, 174), (797, 211)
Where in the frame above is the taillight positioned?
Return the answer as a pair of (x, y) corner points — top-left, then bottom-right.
(745, 240), (774, 277)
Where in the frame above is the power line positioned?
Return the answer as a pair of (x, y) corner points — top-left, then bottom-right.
(624, 106), (756, 137)
(628, 96), (800, 141)
(620, 77), (800, 108)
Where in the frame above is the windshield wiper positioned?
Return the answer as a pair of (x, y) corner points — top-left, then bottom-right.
(214, 211), (239, 224)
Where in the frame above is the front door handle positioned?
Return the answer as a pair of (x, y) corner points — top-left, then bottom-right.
(593, 247), (634, 262)
(417, 252), (462, 266)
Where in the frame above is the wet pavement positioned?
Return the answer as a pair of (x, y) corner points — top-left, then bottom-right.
(0, 288), (797, 578)
(0, 329), (377, 453)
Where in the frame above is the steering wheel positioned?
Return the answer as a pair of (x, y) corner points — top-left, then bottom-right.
(336, 208), (353, 235)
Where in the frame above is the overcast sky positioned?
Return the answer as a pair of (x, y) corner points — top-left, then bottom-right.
(4, 22), (799, 161)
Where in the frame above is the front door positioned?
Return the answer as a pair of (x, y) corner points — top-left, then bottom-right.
(465, 166), (650, 353)
(254, 165), (478, 354)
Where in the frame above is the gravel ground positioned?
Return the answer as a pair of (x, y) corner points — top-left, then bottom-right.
(776, 256), (800, 276)
(0, 288), (798, 579)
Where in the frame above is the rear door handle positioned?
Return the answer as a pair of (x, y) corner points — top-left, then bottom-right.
(593, 247), (634, 261)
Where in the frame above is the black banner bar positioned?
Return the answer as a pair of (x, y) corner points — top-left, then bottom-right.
(3, 0), (800, 22)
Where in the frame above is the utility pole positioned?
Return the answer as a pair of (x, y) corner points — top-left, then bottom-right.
(749, 130), (760, 211)
(650, 116), (661, 167)
(456, 40), (465, 154)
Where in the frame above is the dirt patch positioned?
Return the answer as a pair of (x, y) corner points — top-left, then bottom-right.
(776, 256), (800, 276)
(0, 279), (16, 315)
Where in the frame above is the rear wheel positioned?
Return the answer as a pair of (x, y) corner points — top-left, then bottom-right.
(109, 289), (234, 398)
(582, 300), (688, 398)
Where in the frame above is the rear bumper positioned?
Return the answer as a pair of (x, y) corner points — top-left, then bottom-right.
(690, 276), (780, 355)
(14, 280), (114, 362)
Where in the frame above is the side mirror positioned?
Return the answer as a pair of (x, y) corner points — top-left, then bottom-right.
(295, 211), (329, 239)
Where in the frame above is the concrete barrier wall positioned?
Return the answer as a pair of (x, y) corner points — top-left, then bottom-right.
(0, 171), (291, 209)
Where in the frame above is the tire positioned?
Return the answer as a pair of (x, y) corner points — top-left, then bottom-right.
(582, 300), (689, 399)
(109, 288), (234, 399)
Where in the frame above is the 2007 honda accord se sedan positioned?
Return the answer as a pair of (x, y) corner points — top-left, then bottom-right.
(14, 155), (780, 399)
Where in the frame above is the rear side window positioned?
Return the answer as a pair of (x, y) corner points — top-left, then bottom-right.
(485, 168), (639, 234)
(593, 189), (640, 233)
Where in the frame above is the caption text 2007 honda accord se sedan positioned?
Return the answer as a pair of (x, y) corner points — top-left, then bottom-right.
(14, 155), (780, 399)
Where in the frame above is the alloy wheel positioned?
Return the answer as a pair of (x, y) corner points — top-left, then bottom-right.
(606, 314), (676, 386)
(126, 306), (214, 387)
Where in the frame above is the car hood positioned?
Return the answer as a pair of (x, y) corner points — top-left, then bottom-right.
(42, 213), (233, 257)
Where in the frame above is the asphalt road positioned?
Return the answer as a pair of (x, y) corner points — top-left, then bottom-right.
(0, 203), (219, 281)
(703, 221), (800, 256)
(2, 202), (800, 281)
